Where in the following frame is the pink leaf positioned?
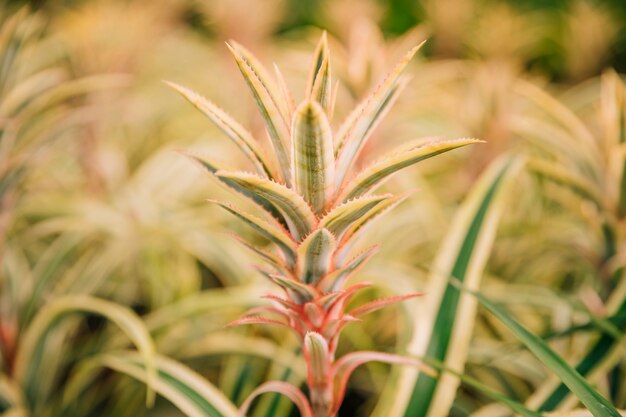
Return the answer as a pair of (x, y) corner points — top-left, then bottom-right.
(238, 381), (314, 417)
(225, 315), (289, 329)
(349, 293), (423, 318)
(331, 352), (434, 415)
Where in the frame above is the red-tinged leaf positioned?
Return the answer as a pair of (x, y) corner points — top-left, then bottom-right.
(304, 302), (325, 328)
(225, 315), (289, 329)
(261, 293), (299, 310)
(321, 315), (361, 343)
(350, 293), (423, 318)
(245, 306), (290, 321)
(331, 352), (433, 415)
(238, 381), (314, 417)
(324, 283), (372, 321)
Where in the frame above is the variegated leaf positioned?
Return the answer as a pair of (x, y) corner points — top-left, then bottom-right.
(215, 171), (317, 241)
(304, 332), (332, 417)
(184, 153), (287, 227)
(306, 32), (332, 113)
(165, 81), (274, 178)
(334, 43), (424, 186)
(319, 245), (379, 293)
(269, 273), (318, 304)
(350, 293), (423, 318)
(225, 315), (290, 329)
(320, 194), (391, 238)
(340, 192), (411, 246)
(528, 158), (604, 209)
(211, 201), (296, 267)
(339, 138), (481, 201)
(297, 228), (336, 285)
(226, 41), (292, 185)
(230, 234), (290, 274)
(293, 100), (335, 214)
(273, 63), (296, 121)
(239, 381), (314, 417)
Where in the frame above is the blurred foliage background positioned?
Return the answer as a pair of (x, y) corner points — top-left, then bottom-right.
(1, 0), (626, 416)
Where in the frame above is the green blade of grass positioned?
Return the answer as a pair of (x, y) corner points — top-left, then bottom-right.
(454, 282), (622, 417)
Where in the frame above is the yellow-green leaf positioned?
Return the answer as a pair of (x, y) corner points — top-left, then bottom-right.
(293, 101), (335, 215)
(216, 171), (317, 241)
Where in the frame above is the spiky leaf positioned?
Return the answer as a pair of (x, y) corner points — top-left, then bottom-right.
(306, 32), (332, 113)
(166, 81), (274, 178)
(320, 194), (391, 238)
(293, 101), (335, 214)
(185, 154), (287, 226)
(269, 274), (318, 304)
(334, 44), (424, 186)
(319, 245), (379, 293)
(211, 201), (296, 268)
(339, 138), (481, 201)
(216, 171), (316, 241)
(226, 41), (292, 184)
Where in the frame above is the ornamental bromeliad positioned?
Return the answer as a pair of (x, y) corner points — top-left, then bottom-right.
(168, 33), (479, 417)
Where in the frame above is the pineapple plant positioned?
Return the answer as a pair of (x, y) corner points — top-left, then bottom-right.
(168, 33), (479, 417)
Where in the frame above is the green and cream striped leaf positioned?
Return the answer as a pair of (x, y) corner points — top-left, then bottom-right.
(339, 138), (481, 202)
(215, 171), (317, 241)
(418, 357), (543, 417)
(387, 155), (524, 417)
(293, 100), (335, 215)
(210, 200), (296, 268)
(528, 158), (605, 210)
(456, 284), (622, 417)
(304, 332), (331, 414)
(166, 81), (274, 178)
(320, 194), (391, 238)
(274, 64), (296, 121)
(226, 41), (292, 185)
(185, 154), (287, 226)
(334, 43), (424, 186)
(319, 245), (379, 293)
(13, 295), (157, 409)
(98, 352), (239, 417)
(306, 32), (332, 114)
(297, 228), (336, 285)
(269, 274), (318, 304)
(340, 192), (410, 245)
(231, 234), (291, 274)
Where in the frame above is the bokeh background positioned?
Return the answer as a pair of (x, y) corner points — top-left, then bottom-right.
(1, 1), (626, 416)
